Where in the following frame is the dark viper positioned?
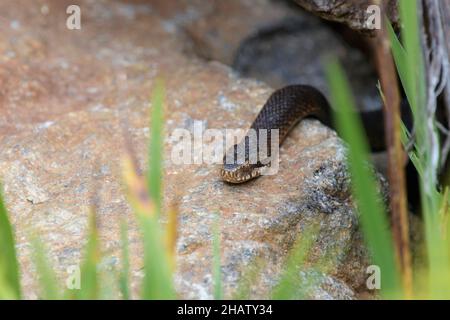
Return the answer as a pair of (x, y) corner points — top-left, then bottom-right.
(220, 85), (330, 183)
(220, 84), (410, 184)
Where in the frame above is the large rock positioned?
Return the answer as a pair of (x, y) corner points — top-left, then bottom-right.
(177, 0), (381, 113)
(0, 0), (372, 299)
(177, 0), (295, 65)
(293, 0), (400, 34)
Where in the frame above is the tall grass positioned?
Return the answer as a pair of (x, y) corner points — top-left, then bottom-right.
(271, 225), (321, 299)
(326, 0), (450, 299)
(389, 0), (450, 298)
(147, 80), (164, 216)
(30, 235), (59, 299)
(122, 83), (176, 300)
(326, 61), (401, 298)
(119, 220), (130, 300)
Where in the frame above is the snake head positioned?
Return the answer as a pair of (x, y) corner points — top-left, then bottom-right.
(220, 144), (263, 183)
(220, 160), (262, 184)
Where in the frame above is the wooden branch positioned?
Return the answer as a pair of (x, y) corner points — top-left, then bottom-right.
(372, 0), (412, 297)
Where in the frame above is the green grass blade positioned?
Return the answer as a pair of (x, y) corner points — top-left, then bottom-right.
(0, 265), (17, 299)
(396, 0), (445, 298)
(387, 22), (412, 110)
(213, 214), (223, 300)
(399, 0), (425, 120)
(0, 186), (21, 299)
(140, 215), (176, 299)
(147, 80), (165, 216)
(119, 220), (130, 300)
(325, 59), (402, 298)
(271, 226), (317, 300)
(30, 235), (59, 300)
(232, 258), (265, 300)
(140, 81), (176, 299)
(77, 212), (100, 299)
(400, 123), (423, 177)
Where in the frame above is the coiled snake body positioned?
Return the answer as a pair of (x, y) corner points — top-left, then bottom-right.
(220, 85), (334, 183)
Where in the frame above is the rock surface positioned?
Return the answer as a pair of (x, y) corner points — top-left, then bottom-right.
(231, 15), (381, 112)
(180, 1), (382, 112)
(293, 0), (399, 34)
(180, 0), (296, 65)
(0, 0), (373, 299)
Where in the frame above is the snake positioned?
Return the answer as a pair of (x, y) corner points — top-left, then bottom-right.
(220, 85), (333, 183)
(220, 84), (393, 184)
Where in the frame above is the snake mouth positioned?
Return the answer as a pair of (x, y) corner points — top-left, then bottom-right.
(220, 165), (262, 184)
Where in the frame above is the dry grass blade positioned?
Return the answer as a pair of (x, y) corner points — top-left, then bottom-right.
(165, 201), (179, 272)
(371, 0), (412, 296)
(121, 84), (176, 299)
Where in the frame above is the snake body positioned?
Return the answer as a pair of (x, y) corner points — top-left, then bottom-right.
(220, 85), (333, 183)
(220, 84), (410, 183)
